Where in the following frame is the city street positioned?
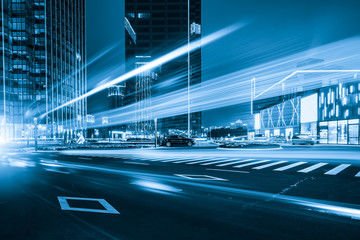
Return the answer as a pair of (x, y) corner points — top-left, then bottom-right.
(1, 146), (360, 239)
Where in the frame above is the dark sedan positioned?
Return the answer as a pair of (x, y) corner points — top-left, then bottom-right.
(162, 135), (194, 147)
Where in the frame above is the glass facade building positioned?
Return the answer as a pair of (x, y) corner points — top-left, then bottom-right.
(124, 0), (202, 136)
(0, 0), (86, 141)
(253, 80), (360, 145)
(318, 81), (360, 144)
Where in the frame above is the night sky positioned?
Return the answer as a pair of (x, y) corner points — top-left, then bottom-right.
(86, 0), (360, 127)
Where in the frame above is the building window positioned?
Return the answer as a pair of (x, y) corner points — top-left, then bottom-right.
(137, 13), (150, 18)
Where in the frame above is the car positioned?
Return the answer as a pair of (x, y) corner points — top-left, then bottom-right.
(269, 135), (287, 143)
(162, 135), (194, 147)
(291, 134), (317, 145)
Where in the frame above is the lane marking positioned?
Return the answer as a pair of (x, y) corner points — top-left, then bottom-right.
(174, 174), (228, 181)
(200, 159), (238, 166)
(123, 161), (149, 165)
(172, 159), (201, 164)
(253, 161), (288, 170)
(324, 164), (351, 175)
(273, 162), (307, 171)
(160, 159), (184, 162)
(298, 163), (328, 173)
(216, 159), (255, 167)
(206, 168), (249, 173)
(57, 196), (120, 214)
(355, 171), (360, 177)
(233, 160), (270, 168)
(186, 159), (217, 165)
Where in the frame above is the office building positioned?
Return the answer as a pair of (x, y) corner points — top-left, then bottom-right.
(124, 0), (202, 137)
(0, 0), (86, 141)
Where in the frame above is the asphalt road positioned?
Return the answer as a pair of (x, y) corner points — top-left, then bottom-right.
(1, 145), (360, 239)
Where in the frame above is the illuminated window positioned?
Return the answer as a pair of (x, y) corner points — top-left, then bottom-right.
(138, 13), (150, 18)
(350, 85), (354, 93)
(336, 105), (339, 117)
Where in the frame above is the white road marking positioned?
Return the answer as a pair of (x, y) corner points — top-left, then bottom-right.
(160, 159), (184, 162)
(253, 161), (288, 170)
(200, 159), (238, 166)
(172, 159), (201, 164)
(206, 168), (249, 173)
(186, 159), (216, 165)
(233, 160), (270, 168)
(174, 174), (228, 181)
(57, 196), (120, 214)
(324, 164), (351, 175)
(273, 162), (307, 171)
(355, 171), (360, 177)
(216, 159), (255, 167)
(298, 163), (328, 173)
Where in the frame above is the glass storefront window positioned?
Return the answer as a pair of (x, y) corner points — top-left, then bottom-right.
(328, 121), (337, 144)
(319, 122), (328, 144)
(349, 124), (359, 145)
(337, 120), (347, 144)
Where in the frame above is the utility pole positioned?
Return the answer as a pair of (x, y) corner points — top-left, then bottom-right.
(34, 117), (38, 152)
(187, 0), (191, 137)
(154, 118), (157, 148)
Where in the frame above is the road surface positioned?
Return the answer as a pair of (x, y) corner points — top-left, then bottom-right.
(1, 145), (360, 239)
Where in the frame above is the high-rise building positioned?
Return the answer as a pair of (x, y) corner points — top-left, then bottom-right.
(0, 0), (86, 141)
(125, 0), (202, 136)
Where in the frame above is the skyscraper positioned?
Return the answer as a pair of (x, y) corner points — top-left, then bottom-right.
(125, 0), (202, 136)
(0, 0), (86, 141)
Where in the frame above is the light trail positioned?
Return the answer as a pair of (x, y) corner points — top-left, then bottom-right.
(59, 35), (360, 128)
(40, 23), (245, 119)
(254, 69), (360, 100)
(39, 159), (360, 221)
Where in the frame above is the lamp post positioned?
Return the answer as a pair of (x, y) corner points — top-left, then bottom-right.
(34, 117), (38, 151)
(154, 118), (158, 148)
(250, 78), (256, 115)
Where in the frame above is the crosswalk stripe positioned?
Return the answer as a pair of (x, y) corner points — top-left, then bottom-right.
(201, 159), (239, 166)
(173, 159), (200, 164)
(216, 159), (255, 167)
(274, 162), (307, 171)
(324, 164), (351, 175)
(253, 161), (288, 170)
(186, 159), (216, 165)
(233, 160), (270, 168)
(355, 171), (360, 177)
(298, 163), (328, 173)
(160, 159), (184, 162)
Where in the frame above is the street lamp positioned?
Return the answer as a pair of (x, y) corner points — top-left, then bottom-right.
(250, 78), (256, 115)
(34, 117), (38, 151)
(154, 118), (158, 148)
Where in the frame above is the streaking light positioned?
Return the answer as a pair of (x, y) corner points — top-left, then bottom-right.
(132, 179), (182, 195)
(40, 23), (245, 119)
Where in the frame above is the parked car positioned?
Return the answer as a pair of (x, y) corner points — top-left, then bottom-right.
(162, 135), (194, 147)
(269, 135), (287, 143)
(291, 134), (317, 145)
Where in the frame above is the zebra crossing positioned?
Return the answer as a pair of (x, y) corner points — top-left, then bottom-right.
(139, 156), (360, 177)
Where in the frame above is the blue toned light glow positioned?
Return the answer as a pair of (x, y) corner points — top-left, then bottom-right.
(40, 23), (245, 119)
(132, 180), (182, 195)
(301, 93), (318, 123)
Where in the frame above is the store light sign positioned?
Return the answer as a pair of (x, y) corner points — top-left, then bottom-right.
(254, 113), (260, 130)
(301, 93), (318, 123)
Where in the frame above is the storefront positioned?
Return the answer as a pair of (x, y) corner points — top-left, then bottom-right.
(319, 119), (359, 145)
